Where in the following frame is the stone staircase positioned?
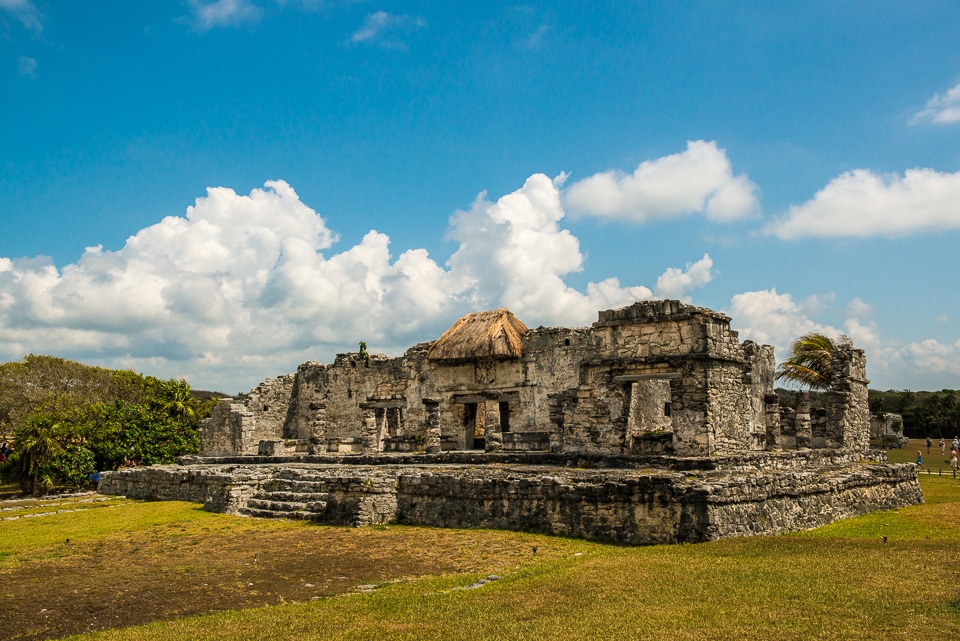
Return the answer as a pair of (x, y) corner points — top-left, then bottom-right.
(235, 467), (399, 525)
(237, 474), (331, 521)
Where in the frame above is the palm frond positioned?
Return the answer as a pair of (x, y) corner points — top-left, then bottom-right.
(775, 333), (853, 391)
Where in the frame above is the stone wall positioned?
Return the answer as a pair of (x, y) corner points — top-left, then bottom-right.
(395, 463), (921, 544)
(198, 300), (807, 460)
(699, 464), (921, 540)
(827, 345), (871, 450)
(98, 453), (922, 546)
(199, 375), (296, 456)
(97, 465), (265, 513)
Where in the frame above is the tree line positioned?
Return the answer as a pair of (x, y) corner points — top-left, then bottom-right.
(867, 389), (960, 439)
(0, 355), (221, 494)
(773, 387), (960, 438)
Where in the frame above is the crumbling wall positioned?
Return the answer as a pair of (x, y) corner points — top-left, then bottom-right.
(199, 300), (785, 457)
(199, 376), (296, 456)
(98, 465), (265, 513)
(396, 463), (922, 544)
(199, 401), (261, 456)
(582, 300), (775, 456)
(288, 355), (418, 449)
(827, 345), (871, 450)
(101, 456), (922, 546)
(247, 375), (296, 437)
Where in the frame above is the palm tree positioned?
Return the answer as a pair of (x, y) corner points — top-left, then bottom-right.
(13, 412), (64, 494)
(155, 379), (197, 422)
(775, 333), (853, 391)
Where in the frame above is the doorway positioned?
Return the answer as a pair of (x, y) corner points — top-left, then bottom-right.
(462, 402), (485, 450)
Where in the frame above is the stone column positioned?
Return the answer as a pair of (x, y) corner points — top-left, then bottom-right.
(827, 345), (871, 451)
(795, 392), (812, 449)
(360, 405), (379, 453)
(423, 399), (441, 454)
(484, 399), (502, 452)
(547, 392), (569, 453)
(309, 403), (327, 453)
(670, 371), (713, 457)
(764, 393), (781, 450)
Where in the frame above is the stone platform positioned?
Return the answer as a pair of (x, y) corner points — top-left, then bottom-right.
(98, 450), (922, 545)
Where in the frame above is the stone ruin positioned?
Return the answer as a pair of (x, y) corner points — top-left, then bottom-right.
(99, 300), (922, 545)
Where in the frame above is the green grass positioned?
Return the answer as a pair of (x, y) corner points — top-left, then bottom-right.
(886, 438), (959, 476)
(0, 498), (273, 564)
(42, 472), (960, 641)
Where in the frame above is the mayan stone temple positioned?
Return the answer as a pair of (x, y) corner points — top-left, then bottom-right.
(100, 300), (922, 545)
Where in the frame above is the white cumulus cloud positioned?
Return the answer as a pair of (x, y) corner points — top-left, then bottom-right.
(564, 140), (759, 223)
(446, 173), (671, 327)
(880, 339), (960, 386)
(188, 0), (262, 31)
(0, 0), (43, 34)
(912, 82), (960, 125)
(349, 11), (425, 48)
(0, 177), (713, 392)
(764, 167), (960, 239)
(653, 254), (713, 301)
(724, 289), (960, 390)
(726, 289), (842, 358)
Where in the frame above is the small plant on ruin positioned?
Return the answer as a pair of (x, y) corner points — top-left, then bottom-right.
(358, 341), (369, 366)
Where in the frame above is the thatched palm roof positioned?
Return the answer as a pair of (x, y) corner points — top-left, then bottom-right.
(427, 309), (528, 362)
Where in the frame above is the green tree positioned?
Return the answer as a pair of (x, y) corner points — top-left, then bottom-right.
(50, 445), (97, 489)
(11, 412), (64, 494)
(0, 355), (144, 435)
(775, 333), (852, 391)
(86, 400), (199, 467)
(0, 355), (208, 493)
(153, 378), (198, 423)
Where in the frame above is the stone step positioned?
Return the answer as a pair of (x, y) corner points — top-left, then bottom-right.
(246, 498), (328, 513)
(276, 470), (336, 482)
(253, 490), (330, 503)
(262, 479), (331, 493)
(237, 507), (326, 521)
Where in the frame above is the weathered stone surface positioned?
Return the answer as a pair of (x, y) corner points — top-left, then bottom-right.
(199, 301), (785, 459)
(99, 451), (921, 545)
(148, 300), (920, 546)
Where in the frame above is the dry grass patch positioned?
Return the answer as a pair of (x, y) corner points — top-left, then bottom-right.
(0, 497), (587, 640)
(3, 468), (959, 641)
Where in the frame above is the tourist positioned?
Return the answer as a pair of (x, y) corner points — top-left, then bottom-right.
(915, 451), (927, 473)
(941, 438), (947, 456)
(925, 437), (932, 453)
(949, 448), (959, 473)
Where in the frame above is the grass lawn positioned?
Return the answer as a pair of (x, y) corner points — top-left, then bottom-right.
(888, 438), (959, 478)
(1, 461), (958, 641)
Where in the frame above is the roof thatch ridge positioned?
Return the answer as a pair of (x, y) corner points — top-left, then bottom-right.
(427, 308), (528, 362)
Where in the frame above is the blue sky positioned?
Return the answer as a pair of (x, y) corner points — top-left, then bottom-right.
(2, 1), (959, 394)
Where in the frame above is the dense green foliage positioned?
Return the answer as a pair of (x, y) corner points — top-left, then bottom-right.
(869, 388), (960, 438)
(775, 387), (960, 439)
(0, 355), (217, 494)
